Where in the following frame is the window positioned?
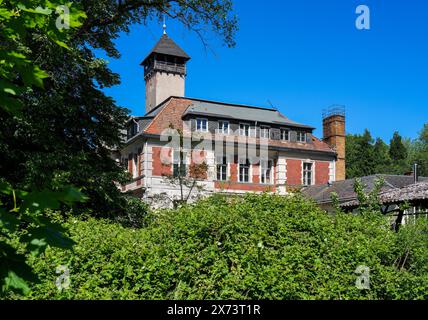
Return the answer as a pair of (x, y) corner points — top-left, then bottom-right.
(127, 122), (138, 139)
(173, 149), (187, 177)
(297, 131), (307, 143)
(239, 159), (250, 183)
(261, 160), (273, 184)
(281, 129), (289, 141)
(196, 118), (208, 132)
(260, 126), (270, 139)
(239, 123), (250, 136)
(218, 121), (229, 134)
(303, 162), (314, 186)
(216, 156), (228, 181)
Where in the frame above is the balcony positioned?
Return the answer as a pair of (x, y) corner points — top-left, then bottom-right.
(145, 61), (186, 77)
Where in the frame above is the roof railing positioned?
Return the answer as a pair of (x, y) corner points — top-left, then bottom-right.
(322, 105), (345, 119)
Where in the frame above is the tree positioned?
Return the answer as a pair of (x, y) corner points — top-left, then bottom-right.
(411, 124), (428, 176)
(389, 131), (408, 161)
(157, 128), (209, 208)
(0, 0), (238, 216)
(346, 129), (376, 178)
(373, 138), (392, 173)
(0, 0), (87, 296)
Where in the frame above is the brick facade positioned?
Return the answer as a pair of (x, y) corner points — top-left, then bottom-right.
(286, 159), (302, 186)
(315, 161), (330, 185)
(152, 146), (172, 176)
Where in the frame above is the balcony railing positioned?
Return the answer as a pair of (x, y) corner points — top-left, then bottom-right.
(145, 61), (186, 76)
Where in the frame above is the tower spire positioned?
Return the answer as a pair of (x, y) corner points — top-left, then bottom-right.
(162, 15), (167, 35)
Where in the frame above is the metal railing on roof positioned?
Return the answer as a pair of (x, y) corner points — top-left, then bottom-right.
(322, 105), (346, 119)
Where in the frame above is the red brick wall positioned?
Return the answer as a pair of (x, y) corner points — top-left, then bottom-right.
(190, 150), (207, 179)
(286, 159), (302, 186)
(152, 146), (172, 176)
(252, 163), (260, 184)
(128, 153), (133, 174)
(315, 161), (330, 185)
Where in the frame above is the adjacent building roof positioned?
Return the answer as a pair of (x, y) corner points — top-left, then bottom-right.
(302, 174), (428, 205)
(141, 34), (190, 65)
(341, 181), (428, 208)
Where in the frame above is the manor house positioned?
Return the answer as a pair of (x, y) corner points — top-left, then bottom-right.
(116, 32), (346, 205)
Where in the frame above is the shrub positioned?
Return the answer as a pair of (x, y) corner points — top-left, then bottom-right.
(17, 194), (428, 300)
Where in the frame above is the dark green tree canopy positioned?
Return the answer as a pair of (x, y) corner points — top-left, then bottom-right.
(389, 131), (408, 161)
(346, 125), (427, 178)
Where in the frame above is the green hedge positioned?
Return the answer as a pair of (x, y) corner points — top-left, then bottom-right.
(21, 194), (428, 299)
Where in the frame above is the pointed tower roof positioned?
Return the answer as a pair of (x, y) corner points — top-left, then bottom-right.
(141, 34), (190, 65)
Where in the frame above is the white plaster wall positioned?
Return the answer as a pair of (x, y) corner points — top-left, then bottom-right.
(146, 72), (185, 112)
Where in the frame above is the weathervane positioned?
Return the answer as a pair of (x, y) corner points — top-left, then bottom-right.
(163, 15), (167, 35)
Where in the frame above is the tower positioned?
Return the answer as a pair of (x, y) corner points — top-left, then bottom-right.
(323, 106), (346, 181)
(141, 31), (190, 113)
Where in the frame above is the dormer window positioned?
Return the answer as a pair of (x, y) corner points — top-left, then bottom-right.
(260, 126), (270, 139)
(218, 121), (229, 134)
(196, 118), (208, 132)
(239, 123), (250, 136)
(281, 129), (290, 141)
(127, 121), (139, 140)
(297, 131), (307, 143)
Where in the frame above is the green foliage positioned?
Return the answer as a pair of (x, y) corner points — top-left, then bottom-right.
(13, 194), (427, 300)
(115, 196), (149, 229)
(0, 181), (86, 296)
(0, 0), (87, 296)
(346, 125), (428, 178)
(410, 124), (428, 176)
(389, 132), (408, 161)
(353, 177), (384, 214)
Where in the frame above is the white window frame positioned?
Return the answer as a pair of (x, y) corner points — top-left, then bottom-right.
(239, 123), (250, 137)
(172, 149), (188, 177)
(302, 161), (315, 186)
(281, 128), (290, 141)
(260, 126), (270, 139)
(297, 131), (307, 143)
(239, 159), (251, 183)
(218, 120), (230, 135)
(260, 159), (273, 184)
(196, 118), (208, 132)
(215, 156), (229, 181)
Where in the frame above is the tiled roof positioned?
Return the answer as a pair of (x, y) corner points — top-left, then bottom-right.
(136, 97), (335, 155)
(141, 34), (190, 64)
(183, 100), (314, 129)
(302, 175), (428, 204)
(341, 181), (428, 208)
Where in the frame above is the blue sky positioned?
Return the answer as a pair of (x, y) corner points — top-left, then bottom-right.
(98, 0), (428, 142)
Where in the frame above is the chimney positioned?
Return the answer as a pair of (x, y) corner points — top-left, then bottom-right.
(414, 163), (419, 184)
(323, 106), (346, 181)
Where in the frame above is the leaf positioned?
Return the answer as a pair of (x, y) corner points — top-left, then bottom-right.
(17, 4), (52, 15)
(0, 208), (19, 233)
(20, 191), (61, 214)
(0, 242), (38, 295)
(3, 271), (31, 295)
(24, 226), (75, 251)
(19, 64), (49, 88)
(0, 181), (13, 195)
(47, 29), (69, 50)
(59, 187), (87, 205)
(0, 93), (24, 116)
